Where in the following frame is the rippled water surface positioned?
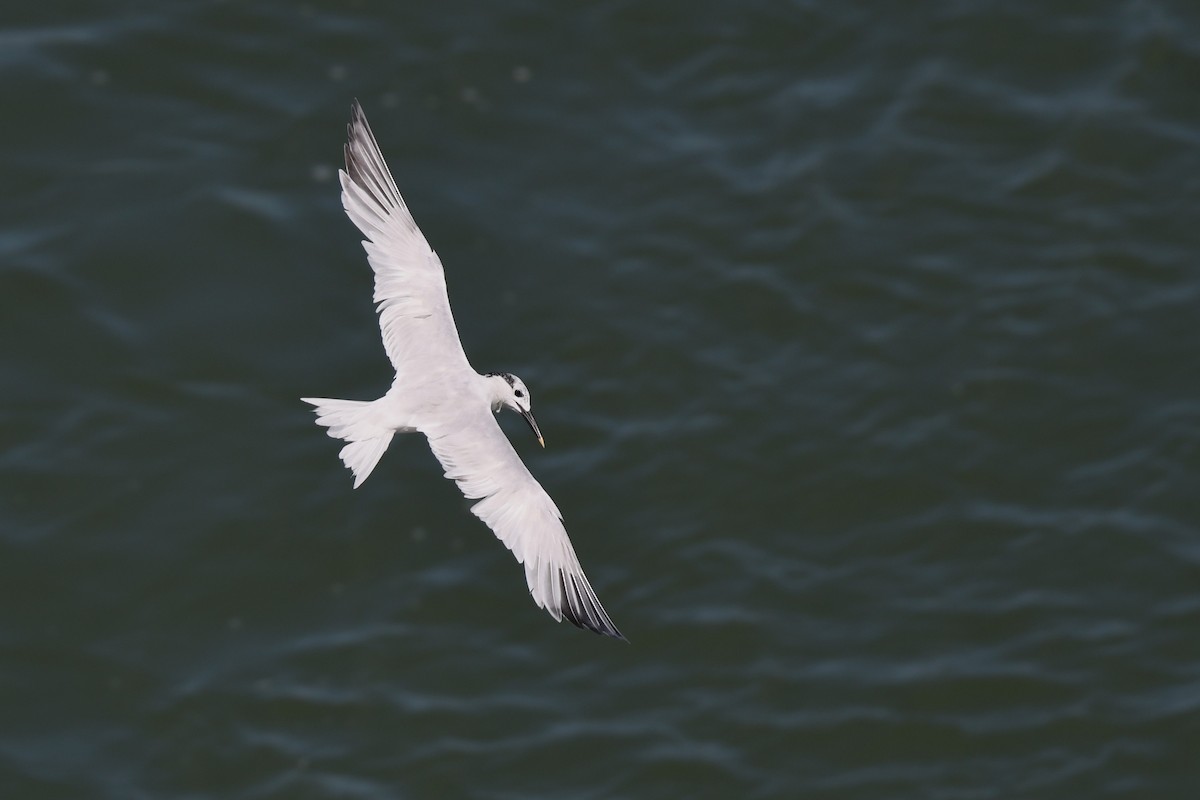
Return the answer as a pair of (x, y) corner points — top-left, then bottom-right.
(3, 1), (1199, 797)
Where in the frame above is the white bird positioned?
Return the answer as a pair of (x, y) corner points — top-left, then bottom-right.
(302, 101), (624, 639)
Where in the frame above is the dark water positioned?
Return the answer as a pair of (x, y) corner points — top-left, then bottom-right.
(3, 1), (1199, 797)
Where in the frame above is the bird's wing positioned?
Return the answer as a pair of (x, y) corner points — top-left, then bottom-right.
(340, 100), (473, 379)
(422, 405), (625, 639)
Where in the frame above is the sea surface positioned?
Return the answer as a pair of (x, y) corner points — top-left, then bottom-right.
(2, 1), (1198, 798)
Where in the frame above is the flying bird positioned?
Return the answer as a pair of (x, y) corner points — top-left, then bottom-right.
(302, 101), (623, 639)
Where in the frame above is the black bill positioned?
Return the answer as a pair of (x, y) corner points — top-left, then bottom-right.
(520, 409), (545, 448)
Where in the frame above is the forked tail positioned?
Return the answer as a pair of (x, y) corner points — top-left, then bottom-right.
(300, 397), (395, 488)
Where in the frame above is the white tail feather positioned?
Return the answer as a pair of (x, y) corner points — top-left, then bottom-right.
(301, 397), (395, 488)
(338, 436), (394, 488)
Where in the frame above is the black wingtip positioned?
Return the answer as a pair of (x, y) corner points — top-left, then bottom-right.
(342, 99), (400, 215)
(347, 99), (362, 139)
(561, 604), (627, 641)
(563, 614), (627, 641)
(555, 571), (626, 641)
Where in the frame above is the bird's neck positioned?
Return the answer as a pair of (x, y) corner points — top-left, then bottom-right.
(481, 373), (510, 413)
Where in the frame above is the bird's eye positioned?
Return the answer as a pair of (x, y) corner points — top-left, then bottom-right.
(515, 390), (525, 398)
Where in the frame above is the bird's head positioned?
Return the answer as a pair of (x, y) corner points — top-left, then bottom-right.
(486, 372), (544, 447)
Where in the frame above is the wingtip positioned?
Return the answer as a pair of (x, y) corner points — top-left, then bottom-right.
(341, 99), (401, 216)
(349, 98), (367, 132)
(553, 572), (625, 641)
(560, 604), (626, 640)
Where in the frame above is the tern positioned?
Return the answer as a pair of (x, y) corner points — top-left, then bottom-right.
(302, 101), (624, 639)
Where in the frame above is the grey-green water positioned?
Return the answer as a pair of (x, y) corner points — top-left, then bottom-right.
(3, 2), (1199, 797)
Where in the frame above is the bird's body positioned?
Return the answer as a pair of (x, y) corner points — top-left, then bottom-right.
(302, 101), (623, 640)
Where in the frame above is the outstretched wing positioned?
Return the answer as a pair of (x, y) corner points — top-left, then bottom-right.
(422, 405), (625, 639)
(340, 100), (473, 380)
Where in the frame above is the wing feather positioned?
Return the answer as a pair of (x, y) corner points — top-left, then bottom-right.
(424, 408), (624, 639)
(339, 100), (472, 379)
